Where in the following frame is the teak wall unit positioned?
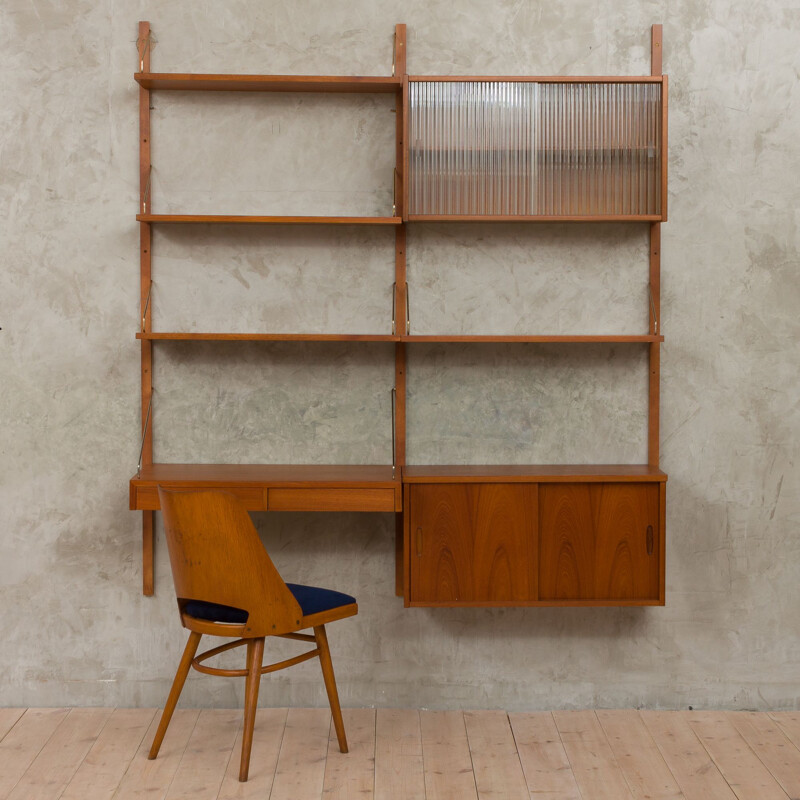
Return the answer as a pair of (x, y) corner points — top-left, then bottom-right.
(131, 22), (667, 607)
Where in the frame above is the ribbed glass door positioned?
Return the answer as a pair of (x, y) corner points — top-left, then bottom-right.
(408, 80), (662, 217)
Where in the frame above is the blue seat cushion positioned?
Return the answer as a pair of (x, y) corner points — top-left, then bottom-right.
(183, 599), (248, 623)
(183, 583), (355, 624)
(286, 583), (356, 617)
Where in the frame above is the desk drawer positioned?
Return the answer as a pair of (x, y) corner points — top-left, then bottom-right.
(268, 487), (396, 512)
(132, 485), (267, 511)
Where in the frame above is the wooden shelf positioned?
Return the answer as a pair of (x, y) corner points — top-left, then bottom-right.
(137, 214), (402, 225)
(136, 332), (398, 342)
(402, 334), (663, 343)
(409, 75), (665, 84)
(136, 333), (662, 343)
(402, 464), (668, 483)
(130, 464), (401, 512)
(135, 72), (402, 93)
(406, 214), (664, 223)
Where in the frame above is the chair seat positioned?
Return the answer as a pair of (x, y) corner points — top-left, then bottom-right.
(184, 583), (356, 624)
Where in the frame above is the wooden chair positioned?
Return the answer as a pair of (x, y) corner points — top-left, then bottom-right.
(149, 488), (358, 781)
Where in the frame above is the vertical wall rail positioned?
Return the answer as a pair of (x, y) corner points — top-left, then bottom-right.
(138, 21), (155, 595)
(648, 23), (663, 470)
(393, 23), (408, 596)
(648, 223), (661, 467)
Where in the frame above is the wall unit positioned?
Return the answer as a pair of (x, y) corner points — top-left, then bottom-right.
(131, 22), (667, 607)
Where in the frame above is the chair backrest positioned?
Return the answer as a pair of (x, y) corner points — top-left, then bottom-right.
(158, 488), (303, 636)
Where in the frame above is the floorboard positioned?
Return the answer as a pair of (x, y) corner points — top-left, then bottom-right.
(0, 708), (796, 799)
(509, 711), (582, 800)
(420, 710), (479, 800)
(61, 708), (155, 800)
(113, 708), (200, 800)
(687, 711), (790, 800)
(215, 707), (287, 800)
(269, 707), (331, 800)
(321, 708), (376, 799)
(7, 708), (112, 800)
(553, 710), (634, 800)
(464, 710), (529, 800)
(374, 708), (425, 800)
(0, 708), (71, 799)
(640, 710), (739, 800)
(596, 710), (684, 800)
(729, 712), (800, 800)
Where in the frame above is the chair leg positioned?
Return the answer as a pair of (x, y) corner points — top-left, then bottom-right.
(149, 630), (202, 760)
(239, 637), (265, 782)
(314, 624), (348, 753)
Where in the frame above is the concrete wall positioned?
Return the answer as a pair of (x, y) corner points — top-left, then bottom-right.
(2, 0), (798, 710)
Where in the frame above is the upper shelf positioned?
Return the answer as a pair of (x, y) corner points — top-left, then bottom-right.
(135, 72), (402, 93)
(406, 215), (663, 223)
(136, 333), (664, 343)
(408, 75), (665, 83)
(136, 214), (402, 225)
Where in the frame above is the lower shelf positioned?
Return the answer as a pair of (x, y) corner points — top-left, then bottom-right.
(130, 464), (401, 512)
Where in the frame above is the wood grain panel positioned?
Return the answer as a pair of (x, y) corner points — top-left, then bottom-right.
(136, 214), (402, 225)
(539, 484), (596, 600)
(403, 465), (667, 482)
(409, 484), (536, 604)
(135, 73), (402, 92)
(134, 485), (266, 511)
(268, 487), (396, 511)
(539, 483), (660, 601)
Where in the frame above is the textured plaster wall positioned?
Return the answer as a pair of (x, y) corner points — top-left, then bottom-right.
(1, 0), (798, 710)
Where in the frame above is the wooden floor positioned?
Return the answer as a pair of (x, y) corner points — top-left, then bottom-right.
(1, 708), (800, 799)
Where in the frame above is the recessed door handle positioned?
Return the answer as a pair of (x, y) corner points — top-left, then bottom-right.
(646, 525), (654, 556)
(415, 526), (423, 556)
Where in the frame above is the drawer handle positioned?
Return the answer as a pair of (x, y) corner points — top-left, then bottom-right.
(416, 526), (423, 557)
(646, 525), (654, 556)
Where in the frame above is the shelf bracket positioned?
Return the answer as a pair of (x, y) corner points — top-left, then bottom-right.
(391, 387), (397, 479)
(142, 166), (152, 215)
(391, 281), (397, 335)
(142, 280), (153, 331)
(137, 392), (154, 477)
(649, 285), (658, 335)
(136, 30), (157, 72)
(405, 282), (410, 334)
